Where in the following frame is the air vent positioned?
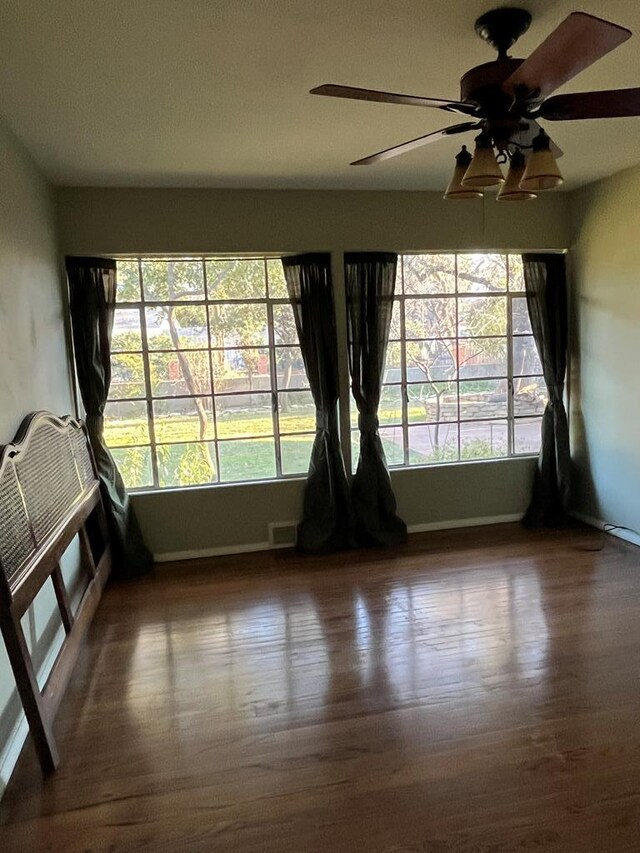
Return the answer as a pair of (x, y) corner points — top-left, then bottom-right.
(269, 522), (297, 549)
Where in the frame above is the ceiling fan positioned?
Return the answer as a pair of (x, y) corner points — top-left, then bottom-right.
(310, 8), (640, 199)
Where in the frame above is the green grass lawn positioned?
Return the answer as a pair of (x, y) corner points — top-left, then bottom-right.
(105, 401), (505, 489)
(106, 410), (317, 487)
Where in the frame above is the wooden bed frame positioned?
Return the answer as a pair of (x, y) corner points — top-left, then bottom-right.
(0, 411), (112, 773)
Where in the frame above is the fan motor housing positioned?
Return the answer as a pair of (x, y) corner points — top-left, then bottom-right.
(460, 58), (525, 114)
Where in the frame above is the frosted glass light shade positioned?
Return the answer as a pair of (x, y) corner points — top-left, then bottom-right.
(519, 129), (563, 191)
(497, 151), (537, 201)
(519, 149), (563, 190)
(461, 141), (504, 188)
(444, 147), (482, 199)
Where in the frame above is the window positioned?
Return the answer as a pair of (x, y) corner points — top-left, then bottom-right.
(107, 257), (314, 489)
(107, 253), (543, 491)
(350, 253), (544, 468)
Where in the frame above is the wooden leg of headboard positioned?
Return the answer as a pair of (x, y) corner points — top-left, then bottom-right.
(0, 612), (60, 773)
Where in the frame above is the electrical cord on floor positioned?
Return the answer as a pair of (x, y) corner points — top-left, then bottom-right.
(575, 522), (640, 552)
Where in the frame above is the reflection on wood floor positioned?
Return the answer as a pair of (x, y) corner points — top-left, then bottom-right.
(1, 523), (640, 852)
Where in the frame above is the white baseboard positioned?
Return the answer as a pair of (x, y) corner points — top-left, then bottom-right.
(153, 540), (272, 563)
(570, 510), (640, 548)
(407, 513), (523, 534)
(0, 627), (64, 801)
(154, 514), (525, 563)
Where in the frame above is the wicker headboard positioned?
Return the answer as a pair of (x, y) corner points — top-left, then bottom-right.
(0, 412), (98, 594)
(0, 411), (112, 773)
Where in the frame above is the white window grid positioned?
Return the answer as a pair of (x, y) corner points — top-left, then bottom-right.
(361, 253), (544, 468)
(109, 253), (543, 491)
(108, 256), (314, 489)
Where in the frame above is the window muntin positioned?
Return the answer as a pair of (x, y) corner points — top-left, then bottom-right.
(107, 258), (314, 489)
(108, 253), (544, 491)
(351, 254), (544, 469)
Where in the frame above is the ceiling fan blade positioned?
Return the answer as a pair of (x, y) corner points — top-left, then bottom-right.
(539, 88), (640, 121)
(351, 122), (481, 166)
(310, 84), (479, 117)
(503, 12), (631, 102)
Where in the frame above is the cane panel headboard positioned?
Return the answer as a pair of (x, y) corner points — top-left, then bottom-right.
(0, 412), (112, 773)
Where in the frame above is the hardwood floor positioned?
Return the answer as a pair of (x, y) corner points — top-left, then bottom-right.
(1, 523), (640, 852)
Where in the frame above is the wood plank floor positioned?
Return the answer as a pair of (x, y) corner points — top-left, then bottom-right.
(1, 523), (640, 852)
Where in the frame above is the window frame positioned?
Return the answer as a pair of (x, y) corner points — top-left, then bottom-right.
(351, 253), (544, 470)
(107, 256), (315, 490)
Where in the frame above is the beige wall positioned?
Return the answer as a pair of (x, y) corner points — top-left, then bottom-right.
(569, 166), (640, 542)
(56, 186), (569, 556)
(55, 187), (570, 255)
(0, 119), (76, 792)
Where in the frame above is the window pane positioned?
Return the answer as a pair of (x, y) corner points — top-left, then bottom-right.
(515, 417), (542, 454)
(380, 426), (405, 465)
(142, 259), (205, 301)
(408, 423), (458, 465)
(458, 254), (507, 292)
(267, 259), (288, 299)
(459, 379), (508, 420)
(458, 296), (507, 337)
(216, 393), (273, 438)
(111, 446), (153, 489)
(280, 435), (314, 475)
(112, 309), (142, 351)
(149, 351), (211, 396)
(206, 259), (266, 300)
(460, 420), (508, 459)
(153, 398), (215, 443)
(145, 305), (208, 350)
(156, 442), (217, 488)
(405, 297), (456, 338)
(383, 342), (402, 378)
(379, 385), (403, 425)
(275, 347), (308, 389)
(209, 303), (268, 348)
(116, 260), (141, 303)
(458, 338), (507, 379)
(278, 390), (315, 433)
(407, 382), (457, 422)
(351, 430), (359, 474)
(511, 296), (532, 334)
(104, 400), (149, 446)
(272, 303), (299, 345)
(110, 354), (146, 399)
(403, 254), (455, 294)
(218, 438), (276, 482)
(389, 300), (401, 340)
(212, 348), (271, 393)
(508, 255), (525, 291)
(513, 335), (542, 376)
(351, 386), (403, 427)
(514, 376), (547, 416)
(352, 427), (404, 470)
(406, 340), (457, 381)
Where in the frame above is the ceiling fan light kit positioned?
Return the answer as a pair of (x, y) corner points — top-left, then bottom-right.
(460, 132), (505, 188)
(519, 129), (564, 191)
(443, 145), (483, 199)
(311, 7), (637, 200)
(496, 149), (537, 201)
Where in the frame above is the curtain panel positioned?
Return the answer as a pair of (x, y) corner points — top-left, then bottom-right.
(522, 253), (571, 527)
(66, 257), (152, 578)
(282, 254), (353, 552)
(345, 253), (407, 545)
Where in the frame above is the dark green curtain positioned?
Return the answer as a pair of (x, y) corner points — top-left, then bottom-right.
(345, 253), (406, 546)
(282, 254), (353, 552)
(522, 253), (571, 527)
(66, 257), (153, 578)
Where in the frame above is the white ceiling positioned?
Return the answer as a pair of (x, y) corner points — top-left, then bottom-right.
(1, 0), (640, 190)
